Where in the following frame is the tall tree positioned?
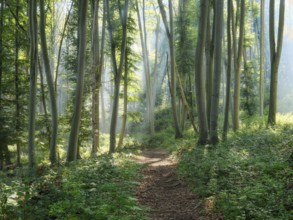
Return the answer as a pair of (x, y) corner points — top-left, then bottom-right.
(259, 0), (264, 117)
(223, 0), (232, 140)
(28, 0), (38, 168)
(106, 0), (129, 153)
(209, 0), (224, 145)
(232, 0), (245, 131)
(157, 0), (183, 138)
(195, 0), (210, 144)
(91, 0), (100, 156)
(136, 0), (154, 135)
(40, 0), (58, 165)
(268, 0), (285, 125)
(15, 0), (21, 166)
(67, 0), (88, 162)
(205, 1), (215, 128)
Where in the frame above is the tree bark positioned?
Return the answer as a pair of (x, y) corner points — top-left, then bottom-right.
(268, 0), (285, 125)
(195, 0), (210, 144)
(232, 0), (245, 131)
(259, 0), (264, 117)
(55, 2), (73, 93)
(118, 50), (128, 148)
(107, 0), (129, 153)
(14, 0), (21, 166)
(209, 0), (224, 145)
(67, 0), (88, 162)
(91, 0), (100, 156)
(136, 0), (154, 135)
(158, 0), (182, 138)
(28, 0), (38, 168)
(223, 0), (232, 140)
(40, 0), (58, 165)
(206, 2), (215, 128)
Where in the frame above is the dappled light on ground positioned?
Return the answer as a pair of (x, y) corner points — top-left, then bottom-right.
(133, 149), (221, 220)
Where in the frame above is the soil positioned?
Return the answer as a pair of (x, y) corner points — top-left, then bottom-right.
(132, 149), (221, 220)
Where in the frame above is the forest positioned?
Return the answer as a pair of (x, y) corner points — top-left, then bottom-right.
(0, 0), (292, 219)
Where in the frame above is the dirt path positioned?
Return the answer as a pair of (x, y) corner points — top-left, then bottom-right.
(132, 149), (219, 220)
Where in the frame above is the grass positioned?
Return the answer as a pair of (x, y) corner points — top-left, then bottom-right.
(0, 152), (149, 220)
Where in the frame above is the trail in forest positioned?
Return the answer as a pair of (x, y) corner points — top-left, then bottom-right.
(132, 149), (220, 220)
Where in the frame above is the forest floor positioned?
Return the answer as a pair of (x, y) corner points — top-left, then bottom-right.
(132, 149), (220, 220)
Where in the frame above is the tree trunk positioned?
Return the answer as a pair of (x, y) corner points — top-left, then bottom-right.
(55, 2), (73, 93)
(0, 0), (3, 108)
(223, 0), (232, 140)
(195, 0), (210, 144)
(259, 0), (264, 116)
(67, 0), (88, 162)
(232, 0), (245, 131)
(107, 0), (129, 153)
(15, 0), (21, 166)
(118, 51), (128, 148)
(268, 0), (285, 125)
(91, 0), (100, 156)
(157, 0), (182, 138)
(209, 0), (224, 145)
(28, 0), (38, 168)
(206, 2), (215, 128)
(38, 57), (51, 147)
(40, 0), (58, 165)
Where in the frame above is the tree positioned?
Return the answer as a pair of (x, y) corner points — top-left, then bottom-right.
(157, 0), (182, 138)
(209, 0), (224, 145)
(232, 0), (245, 131)
(268, 0), (285, 125)
(91, 0), (100, 156)
(223, 0), (232, 140)
(67, 0), (88, 162)
(136, 0), (155, 135)
(28, 0), (38, 168)
(40, 0), (58, 165)
(259, 0), (264, 117)
(106, 0), (129, 153)
(194, 0), (209, 144)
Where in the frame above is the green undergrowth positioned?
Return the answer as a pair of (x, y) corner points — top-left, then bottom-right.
(176, 125), (293, 219)
(0, 152), (149, 220)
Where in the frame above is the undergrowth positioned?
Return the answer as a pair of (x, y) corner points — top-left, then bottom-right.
(0, 153), (149, 220)
(175, 124), (293, 219)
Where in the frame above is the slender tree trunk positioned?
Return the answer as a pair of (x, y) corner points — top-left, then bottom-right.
(232, 0), (245, 131)
(268, 0), (285, 125)
(91, 0), (100, 156)
(136, 0), (154, 135)
(15, 0), (21, 166)
(55, 2), (73, 93)
(223, 0), (232, 140)
(40, 0), (58, 165)
(67, 0), (88, 162)
(0, 0), (3, 108)
(209, 0), (224, 145)
(38, 58), (51, 146)
(206, 3), (215, 128)
(157, 0), (182, 138)
(28, 0), (38, 168)
(259, 0), (264, 116)
(195, 0), (210, 144)
(118, 51), (128, 148)
(107, 0), (129, 153)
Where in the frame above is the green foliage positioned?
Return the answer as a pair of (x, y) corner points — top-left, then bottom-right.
(176, 122), (293, 219)
(1, 153), (149, 219)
